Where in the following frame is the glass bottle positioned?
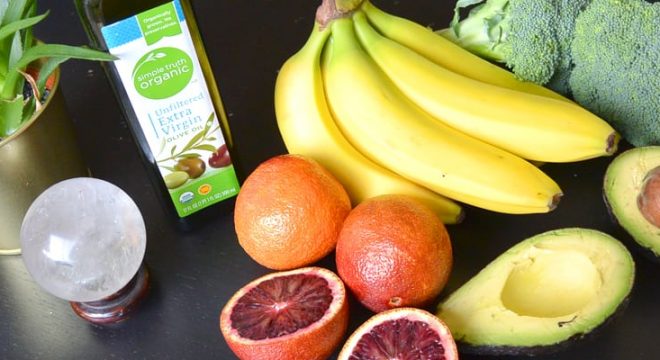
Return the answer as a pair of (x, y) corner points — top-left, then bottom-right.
(75, 0), (242, 231)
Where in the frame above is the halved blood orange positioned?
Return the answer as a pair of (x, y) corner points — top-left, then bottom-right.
(338, 307), (458, 360)
(220, 267), (349, 360)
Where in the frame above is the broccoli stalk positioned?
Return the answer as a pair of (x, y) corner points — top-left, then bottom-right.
(438, 0), (516, 64)
(442, 0), (660, 146)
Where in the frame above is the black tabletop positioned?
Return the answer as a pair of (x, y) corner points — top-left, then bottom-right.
(1, 1), (659, 359)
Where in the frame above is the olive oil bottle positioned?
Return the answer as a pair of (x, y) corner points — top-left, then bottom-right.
(75, 0), (242, 230)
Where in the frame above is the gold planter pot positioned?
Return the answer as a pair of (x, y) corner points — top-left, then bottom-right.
(0, 68), (89, 255)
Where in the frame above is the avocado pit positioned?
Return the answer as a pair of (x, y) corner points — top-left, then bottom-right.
(637, 166), (660, 228)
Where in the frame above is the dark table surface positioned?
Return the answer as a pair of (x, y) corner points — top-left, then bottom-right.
(1, 1), (659, 359)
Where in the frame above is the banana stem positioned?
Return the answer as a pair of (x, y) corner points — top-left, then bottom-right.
(316, 0), (364, 28)
(334, 0), (363, 12)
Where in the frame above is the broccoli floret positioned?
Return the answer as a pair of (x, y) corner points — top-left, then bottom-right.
(504, 0), (559, 84)
(442, 0), (588, 86)
(544, 0), (592, 94)
(570, 0), (660, 146)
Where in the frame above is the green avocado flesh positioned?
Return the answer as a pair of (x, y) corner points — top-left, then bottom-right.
(604, 146), (660, 258)
(436, 228), (634, 355)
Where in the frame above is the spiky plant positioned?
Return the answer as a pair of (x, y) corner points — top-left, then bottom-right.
(0, 0), (114, 138)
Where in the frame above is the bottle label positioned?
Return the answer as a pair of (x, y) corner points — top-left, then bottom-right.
(101, 0), (239, 218)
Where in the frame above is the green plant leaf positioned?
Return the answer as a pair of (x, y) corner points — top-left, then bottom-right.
(0, 0), (28, 69)
(1, 0), (28, 25)
(22, 94), (35, 121)
(35, 56), (66, 93)
(0, 11), (45, 42)
(21, 5), (35, 55)
(0, 95), (24, 138)
(0, 49), (8, 78)
(2, 31), (25, 99)
(12, 43), (116, 71)
(0, 2), (9, 23)
(0, 12), (48, 71)
(2, 44), (115, 99)
(8, 30), (22, 69)
(24, 0), (36, 16)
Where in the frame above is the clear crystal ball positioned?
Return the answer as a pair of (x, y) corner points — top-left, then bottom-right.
(20, 178), (146, 302)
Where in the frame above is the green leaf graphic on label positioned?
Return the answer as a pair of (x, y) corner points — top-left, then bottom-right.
(133, 47), (193, 99)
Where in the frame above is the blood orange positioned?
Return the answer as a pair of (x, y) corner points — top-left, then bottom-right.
(335, 194), (453, 312)
(220, 267), (349, 360)
(234, 154), (351, 270)
(338, 307), (458, 360)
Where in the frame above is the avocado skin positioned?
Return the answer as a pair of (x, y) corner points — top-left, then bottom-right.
(603, 184), (660, 264)
(456, 295), (632, 356)
(604, 192), (660, 264)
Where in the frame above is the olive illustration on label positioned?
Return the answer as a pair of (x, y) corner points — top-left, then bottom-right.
(175, 157), (206, 178)
(209, 144), (232, 168)
(165, 171), (189, 189)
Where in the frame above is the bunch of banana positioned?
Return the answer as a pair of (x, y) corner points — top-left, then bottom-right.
(274, 20), (464, 224)
(275, 0), (619, 216)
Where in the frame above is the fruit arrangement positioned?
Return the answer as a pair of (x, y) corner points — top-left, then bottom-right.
(275, 0), (619, 217)
(224, 155), (458, 359)
(222, 153), (640, 359)
(218, 0), (659, 359)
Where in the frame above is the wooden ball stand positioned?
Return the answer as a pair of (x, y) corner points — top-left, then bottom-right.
(70, 263), (150, 325)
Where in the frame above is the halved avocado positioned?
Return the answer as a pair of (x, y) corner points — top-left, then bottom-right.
(604, 146), (660, 259)
(436, 228), (635, 356)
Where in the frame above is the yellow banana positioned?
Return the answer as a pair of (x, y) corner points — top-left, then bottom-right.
(360, 1), (568, 102)
(322, 18), (562, 214)
(274, 23), (463, 224)
(352, 11), (618, 163)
